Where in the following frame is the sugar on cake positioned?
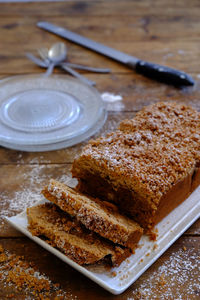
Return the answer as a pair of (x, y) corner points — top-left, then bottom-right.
(72, 102), (200, 230)
(42, 179), (143, 251)
(27, 202), (133, 266)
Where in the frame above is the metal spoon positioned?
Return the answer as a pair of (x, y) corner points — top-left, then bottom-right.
(39, 42), (67, 77)
(47, 42), (110, 73)
(39, 42), (95, 85)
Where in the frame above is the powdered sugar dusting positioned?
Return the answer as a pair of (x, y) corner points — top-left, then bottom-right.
(16, 155), (51, 165)
(101, 92), (122, 103)
(0, 163), (74, 226)
(129, 240), (200, 299)
(101, 92), (124, 112)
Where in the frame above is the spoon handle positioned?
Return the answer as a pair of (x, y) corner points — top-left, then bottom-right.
(61, 63), (95, 86)
(44, 62), (55, 77)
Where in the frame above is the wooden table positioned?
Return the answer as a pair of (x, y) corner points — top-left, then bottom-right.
(0, 1), (199, 299)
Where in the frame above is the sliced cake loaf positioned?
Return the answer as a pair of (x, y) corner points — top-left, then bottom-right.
(42, 179), (143, 251)
(72, 102), (200, 230)
(27, 203), (131, 266)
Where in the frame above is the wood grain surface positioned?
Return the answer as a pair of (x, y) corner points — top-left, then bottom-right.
(0, 0), (199, 299)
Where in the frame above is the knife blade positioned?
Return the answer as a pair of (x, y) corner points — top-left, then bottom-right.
(37, 21), (195, 86)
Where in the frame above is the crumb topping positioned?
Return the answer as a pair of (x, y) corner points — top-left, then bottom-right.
(77, 102), (200, 204)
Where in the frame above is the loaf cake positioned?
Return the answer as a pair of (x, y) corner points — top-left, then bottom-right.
(72, 102), (200, 230)
(27, 203), (131, 266)
(42, 179), (143, 250)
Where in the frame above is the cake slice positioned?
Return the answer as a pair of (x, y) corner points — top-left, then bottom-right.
(42, 179), (143, 251)
(27, 203), (131, 266)
(72, 102), (200, 230)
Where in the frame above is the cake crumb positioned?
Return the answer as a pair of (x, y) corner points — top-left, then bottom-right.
(6, 294), (14, 298)
(0, 244), (4, 253)
(0, 252), (7, 263)
(0, 245), (67, 299)
(111, 271), (117, 277)
(158, 274), (167, 287)
(147, 228), (158, 241)
(183, 246), (187, 251)
(153, 244), (158, 250)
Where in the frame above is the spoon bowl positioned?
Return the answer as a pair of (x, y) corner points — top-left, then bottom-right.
(48, 42), (67, 63)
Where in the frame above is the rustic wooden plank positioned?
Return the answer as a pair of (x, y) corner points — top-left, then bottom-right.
(0, 0), (200, 76)
(0, 17), (199, 74)
(0, 236), (199, 299)
(0, 0), (200, 18)
(0, 42), (199, 76)
(0, 15), (200, 47)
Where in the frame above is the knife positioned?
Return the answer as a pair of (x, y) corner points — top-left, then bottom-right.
(37, 21), (195, 86)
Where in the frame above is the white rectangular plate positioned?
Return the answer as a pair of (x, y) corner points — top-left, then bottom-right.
(5, 187), (200, 295)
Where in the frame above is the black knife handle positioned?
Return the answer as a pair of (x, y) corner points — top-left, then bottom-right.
(132, 60), (195, 86)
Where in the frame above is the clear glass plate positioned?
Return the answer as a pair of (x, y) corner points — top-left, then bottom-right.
(0, 74), (107, 151)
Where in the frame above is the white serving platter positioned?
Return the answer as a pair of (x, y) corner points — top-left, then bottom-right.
(5, 186), (200, 295)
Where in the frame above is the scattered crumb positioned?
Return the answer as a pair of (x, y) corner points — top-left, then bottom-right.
(153, 244), (158, 250)
(158, 273), (167, 287)
(111, 271), (117, 277)
(0, 252), (7, 263)
(0, 246), (68, 299)
(6, 294), (15, 299)
(183, 246), (187, 251)
(146, 253), (150, 257)
(147, 228), (158, 241)
(0, 244), (4, 253)
(140, 259), (143, 263)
